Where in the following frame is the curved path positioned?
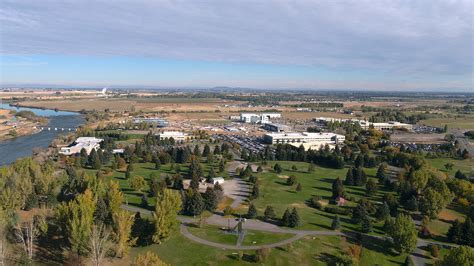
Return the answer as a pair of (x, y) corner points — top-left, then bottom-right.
(180, 223), (306, 250)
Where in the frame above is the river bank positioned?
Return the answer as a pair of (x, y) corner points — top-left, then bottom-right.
(0, 103), (84, 166)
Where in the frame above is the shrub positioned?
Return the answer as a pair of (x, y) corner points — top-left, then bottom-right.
(223, 206), (234, 216)
(428, 244), (439, 258)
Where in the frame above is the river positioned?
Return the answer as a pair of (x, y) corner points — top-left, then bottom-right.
(0, 103), (84, 166)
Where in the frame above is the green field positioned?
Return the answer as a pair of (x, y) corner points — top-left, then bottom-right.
(131, 231), (408, 265)
(247, 161), (391, 234)
(420, 114), (474, 130)
(426, 157), (474, 176)
(186, 225), (294, 246)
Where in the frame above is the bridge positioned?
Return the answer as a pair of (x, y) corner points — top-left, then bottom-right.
(35, 126), (78, 132)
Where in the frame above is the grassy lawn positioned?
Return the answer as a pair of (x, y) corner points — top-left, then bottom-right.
(187, 225), (238, 245)
(425, 157), (474, 176)
(241, 230), (294, 246)
(130, 231), (408, 265)
(249, 161), (386, 233)
(185, 224), (295, 247)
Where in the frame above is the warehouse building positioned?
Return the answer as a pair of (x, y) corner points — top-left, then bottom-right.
(316, 117), (413, 131)
(59, 137), (103, 156)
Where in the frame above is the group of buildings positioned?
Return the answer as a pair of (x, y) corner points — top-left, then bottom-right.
(132, 117), (168, 127)
(235, 112), (282, 124)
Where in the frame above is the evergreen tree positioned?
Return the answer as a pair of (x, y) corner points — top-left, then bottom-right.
(80, 148), (88, 167)
(447, 219), (462, 244)
(361, 215), (373, 233)
(264, 206), (276, 221)
(257, 165), (263, 173)
(250, 183), (260, 199)
(193, 145), (201, 157)
(281, 208), (291, 227)
(154, 158), (161, 170)
(376, 163), (387, 182)
(376, 202), (391, 221)
(202, 144), (211, 157)
(286, 175), (297, 186)
(288, 208), (300, 228)
(273, 163), (283, 174)
(219, 159), (226, 173)
(366, 179), (378, 196)
(345, 167), (354, 185)
(331, 215), (341, 230)
(247, 203), (258, 219)
(203, 187), (218, 211)
(332, 177), (344, 199)
(89, 149), (102, 169)
(183, 189), (204, 216)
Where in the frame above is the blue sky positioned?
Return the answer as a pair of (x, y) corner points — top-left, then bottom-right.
(0, 0), (472, 91)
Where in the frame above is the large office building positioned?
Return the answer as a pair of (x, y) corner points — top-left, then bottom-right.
(316, 117), (413, 131)
(156, 131), (190, 142)
(263, 123), (291, 132)
(264, 132), (345, 146)
(132, 117), (168, 127)
(59, 137), (103, 155)
(240, 113), (281, 123)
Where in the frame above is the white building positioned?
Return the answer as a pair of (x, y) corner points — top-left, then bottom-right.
(157, 131), (190, 142)
(212, 177), (225, 185)
(59, 137), (103, 156)
(264, 132), (345, 150)
(359, 121), (413, 131)
(240, 113), (281, 123)
(316, 117), (413, 131)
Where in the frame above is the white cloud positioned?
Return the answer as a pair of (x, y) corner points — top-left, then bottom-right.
(0, 0), (472, 87)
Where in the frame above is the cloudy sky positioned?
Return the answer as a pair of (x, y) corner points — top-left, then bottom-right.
(0, 0), (472, 91)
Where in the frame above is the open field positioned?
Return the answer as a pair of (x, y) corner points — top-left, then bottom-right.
(419, 114), (474, 130)
(425, 157), (474, 176)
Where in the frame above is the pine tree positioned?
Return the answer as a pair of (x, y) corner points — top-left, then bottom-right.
(281, 209), (291, 227)
(247, 203), (258, 219)
(286, 175), (297, 186)
(331, 215), (341, 230)
(361, 215), (373, 233)
(273, 163), (282, 174)
(376, 163), (387, 182)
(202, 144), (211, 157)
(219, 159), (226, 173)
(289, 208), (300, 228)
(184, 189), (204, 216)
(345, 168), (354, 186)
(366, 179), (378, 196)
(251, 183), (260, 199)
(264, 206), (276, 221)
(376, 202), (391, 221)
(332, 177), (344, 199)
(203, 187), (218, 211)
(447, 219), (462, 244)
(193, 145), (201, 157)
(154, 158), (161, 170)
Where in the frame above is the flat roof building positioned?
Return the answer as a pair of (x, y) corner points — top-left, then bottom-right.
(240, 113), (281, 124)
(132, 117), (168, 127)
(316, 117), (413, 131)
(59, 137), (103, 156)
(156, 131), (190, 142)
(264, 132), (345, 150)
(263, 123), (291, 132)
